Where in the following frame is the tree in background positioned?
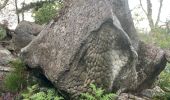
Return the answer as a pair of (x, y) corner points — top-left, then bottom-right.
(139, 0), (163, 32)
(14, 0), (20, 23)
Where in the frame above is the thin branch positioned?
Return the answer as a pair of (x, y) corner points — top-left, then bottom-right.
(155, 0), (163, 26)
(139, 0), (147, 15)
(15, 0), (20, 23)
(0, 0), (9, 10)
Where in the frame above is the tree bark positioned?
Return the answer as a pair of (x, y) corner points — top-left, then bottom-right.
(14, 0), (20, 24)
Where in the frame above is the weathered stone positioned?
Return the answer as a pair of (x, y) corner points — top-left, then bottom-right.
(21, 0), (139, 96)
(0, 45), (14, 66)
(20, 0), (168, 98)
(136, 41), (167, 91)
(141, 86), (165, 98)
(118, 93), (149, 100)
(13, 21), (43, 51)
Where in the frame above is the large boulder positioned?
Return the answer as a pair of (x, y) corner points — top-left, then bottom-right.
(13, 21), (43, 51)
(20, 0), (168, 98)
(136, 42), (166, 91)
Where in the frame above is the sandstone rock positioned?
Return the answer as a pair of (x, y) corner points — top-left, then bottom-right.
(21, 0), (139, 96)
(13, 21), (43, 51)
(141, 86), (165, 98)
(0, 45), (14, 66)
(20, 0), (168, 98)
(136, 41), (166, 91)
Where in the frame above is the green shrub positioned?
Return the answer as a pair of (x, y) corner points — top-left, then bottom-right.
(4, 59), (26, 92)
(159, 63), (170, 91)
(33, 2), (62, 25)
(153, 92), (170, 100)
(4, 73), (26, 92)
(9, 59), (26, 73)
(21, 84), (63, 100)
(80, 84), (117, 100)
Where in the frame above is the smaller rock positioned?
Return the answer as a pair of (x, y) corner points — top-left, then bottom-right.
(118, 93), (148, 100)
(13, 21), (43, 51)
(141, 86), (165, 98)
(0, 45), (14, 65)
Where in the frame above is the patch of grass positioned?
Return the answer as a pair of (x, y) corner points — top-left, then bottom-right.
(4, 59), (27, 92)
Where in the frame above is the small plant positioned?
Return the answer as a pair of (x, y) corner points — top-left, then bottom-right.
(153, 92), (170, 100)
(4, 59), (26, 92)
(21, 84), (63, 100)
(21, 84), (39, 99)
(33, 1), (63, 25)
(80, 84), (117, 100)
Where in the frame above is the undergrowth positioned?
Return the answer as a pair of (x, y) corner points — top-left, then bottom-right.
(4, 59), (27, 92)
(20, 84), (63, 100)
(80, 84), (117, 100)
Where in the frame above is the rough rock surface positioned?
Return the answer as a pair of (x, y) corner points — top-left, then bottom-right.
(141, 86), (165, 98)
(20, 0), (168, 98)
(0, 45), (14, 92)
(13, 21), (43, 51)
(117, 93), (149, 100)
(136, 41), (167, 91)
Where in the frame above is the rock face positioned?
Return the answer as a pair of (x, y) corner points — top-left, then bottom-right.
(20, 0), (168, 98)
(13, 21), (43, 51)
(136, 42), (167, 91)
(0, 45), (14, 92)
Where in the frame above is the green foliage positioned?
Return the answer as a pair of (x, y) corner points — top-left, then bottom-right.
(9, 59), (26, 73)
(153, 92), (170, 100)
(33, 2), (63, 24)
(0, 27), (6, 40)
(4, 59), (26, 92)
(139, 27), (170, 49)
(21, 84), (63, 100)
(21, 84), (39, 99)
(159, 64), (170, 92)
(80, 84), (117, 100)
(4, 73), (25, 92)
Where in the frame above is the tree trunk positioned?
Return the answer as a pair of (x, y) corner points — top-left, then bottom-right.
(155, 0), (163, 27)
(139, 0), (163, 31)
(14, 0), (20, 24)
(20, 0), (168, 98)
